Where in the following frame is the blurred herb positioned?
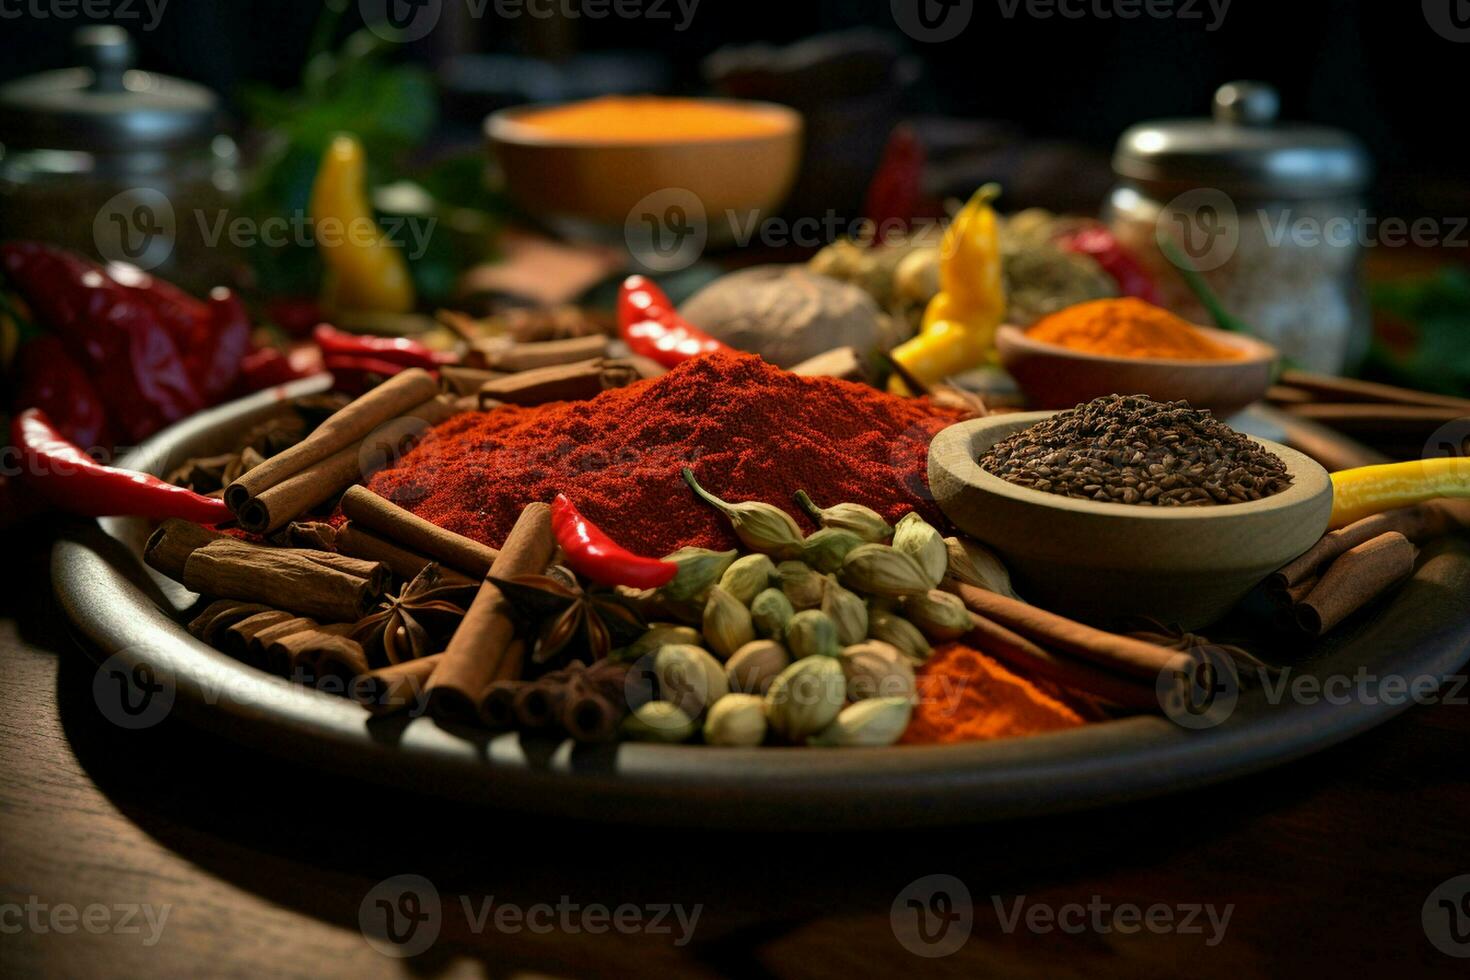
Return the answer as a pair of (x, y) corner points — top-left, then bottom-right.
(1366, 267), (1470, 395)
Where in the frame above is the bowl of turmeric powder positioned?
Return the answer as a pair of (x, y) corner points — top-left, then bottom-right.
(487, 96), (802, 246)
(996, 297), (1278, 417)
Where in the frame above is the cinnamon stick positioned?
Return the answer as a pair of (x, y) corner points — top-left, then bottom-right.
(1278, 370), (1470, 413)
(224, 367), (439, 514)
(426, 503), (554, 721)
(179, 538), (388, 622)
(440, 365), (507, 396)
(478, 679), (520, 729)
(1295, 532), (1418, 636)
(963, 613), (1158, 710)
(335, 522), (436, 581)
(945, 581), (1181, 680)
(561, 663), (631, 742)
(220, 610), (300, 665)
(476, 357), (643, 407)
(339, 485), (499, 579)
(188, 599), (274, 645)
(145, 520), (225, 580)
(470, 335), (609, 372)
(353, 653), (443, 716)
(1272, 501), (1470, 590)
(237, 394), (458, 534)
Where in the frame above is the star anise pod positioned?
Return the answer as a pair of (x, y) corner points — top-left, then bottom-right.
(1120, 616), (1274, 677)
(351, 563), (478, 666)
(491, 567), (648, 667)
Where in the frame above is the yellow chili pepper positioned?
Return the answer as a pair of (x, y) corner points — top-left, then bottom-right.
(1329, 457), (1470, 528)
(888, 184), (1005, 395)
(310, 134), (415, 315)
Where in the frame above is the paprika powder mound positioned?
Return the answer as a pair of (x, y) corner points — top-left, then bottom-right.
(900, 643), (1089, 744)
(369, 351), (967, 556)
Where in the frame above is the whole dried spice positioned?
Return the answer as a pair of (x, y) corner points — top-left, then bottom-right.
(979, 394), (1292, 506)
(370, 352), (964, 556)
(492, 567), (647, 665)
(350, 563), (477, 665)
(484, 658), (632, 741)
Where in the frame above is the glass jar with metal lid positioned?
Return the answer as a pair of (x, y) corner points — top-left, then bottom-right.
(1107, 81), (1372, 374)
(0, 26), (241, 294)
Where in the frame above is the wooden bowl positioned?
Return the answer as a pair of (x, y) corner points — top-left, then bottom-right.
(995, 323), (1278, 417)
(929, 413), (1333, 629)
(486, 100), (802, 246)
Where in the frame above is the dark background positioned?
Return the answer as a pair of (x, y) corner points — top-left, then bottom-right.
(1, 0), (1464, 214)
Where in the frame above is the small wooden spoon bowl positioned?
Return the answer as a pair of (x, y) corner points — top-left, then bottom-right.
(929, 413), (1333, 629)
(996, 323), (1278, 417)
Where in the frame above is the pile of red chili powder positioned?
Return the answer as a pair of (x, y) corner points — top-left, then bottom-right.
(369, 351), (968, 555)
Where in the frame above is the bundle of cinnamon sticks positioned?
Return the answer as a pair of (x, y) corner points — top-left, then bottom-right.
(1267, 500), (1470, 635)
(1267, 370), (1470, 459)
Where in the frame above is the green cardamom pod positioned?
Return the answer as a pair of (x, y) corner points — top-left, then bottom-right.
(725, 639), (792, 694)
(621, 701), (698, 743)
(943, 536), (1023, 601)
(659, 546), (739, 602)
(718, 553), (777, 606)
(801, 527), (864, 574)
(778, 560), (827, 610)
(892, 513), (947, 590)
(821, 576), (869, 646)
(794, 490), (893, 543)
(703, 693), (768, 747)
(683, 468), (805, 559)
(654, 643), (729, 717)
(614, 623), (703, 663)
(840, 640), (917, 702)
(786, 609), (841, 659)
(702, 585), (755, 659)
(840, 543), (931, 598)
(750, 587), (795, 639)
(903, 589), (973, 641)
(868, 609), (932, 661)
(808, 697), (913, 748)
(764, 656), (846, 742)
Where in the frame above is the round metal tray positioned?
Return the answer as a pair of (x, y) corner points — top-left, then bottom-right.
(51, 382), (1470, 828)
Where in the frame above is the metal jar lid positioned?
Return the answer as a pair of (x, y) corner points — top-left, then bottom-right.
(1113, 81), (1370, 198)
(0, 26), (220, 153)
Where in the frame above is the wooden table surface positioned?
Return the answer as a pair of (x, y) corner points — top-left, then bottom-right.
(4, 525), (1469, 979)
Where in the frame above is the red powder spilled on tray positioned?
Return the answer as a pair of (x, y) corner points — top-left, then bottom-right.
(900, 643), (1089, 744)
(370, 351), (966, 555)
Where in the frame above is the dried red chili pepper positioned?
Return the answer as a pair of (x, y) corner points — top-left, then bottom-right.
(618, 275), (729, 369)
(863, 125), (926, 245)
(313, 323), (450, 372)
(550, 492), (677, 589)
(1, 242), (204, 441)
(1057, 227), (1163, 306)
(12, 408), (231, 523)
(11, 335), (114, 449)
(237, 345), (323, 394)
